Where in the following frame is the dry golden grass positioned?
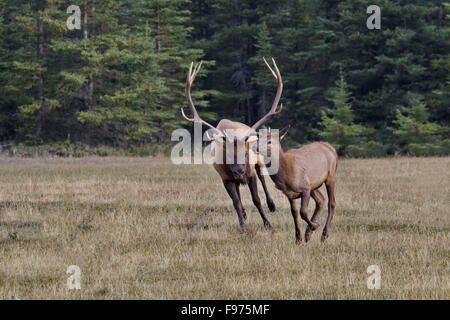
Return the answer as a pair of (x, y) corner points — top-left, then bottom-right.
(0, 156), (448, 299)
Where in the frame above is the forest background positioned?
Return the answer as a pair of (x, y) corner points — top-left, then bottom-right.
(0, 0), (448, 157)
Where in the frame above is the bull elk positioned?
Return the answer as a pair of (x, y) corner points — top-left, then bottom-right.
(258, 126), (338, 243)
(181, 58), (283, 232)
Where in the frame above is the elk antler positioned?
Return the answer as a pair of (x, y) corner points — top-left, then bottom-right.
(182, 61), (219, 133)
(250, 57), (283, 131)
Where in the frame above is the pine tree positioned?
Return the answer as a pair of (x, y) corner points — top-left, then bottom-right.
(391, 93), (448, 156)
(0, 0), (448, 156)
(318, 69), (367, 156)
(50, 0), (206, 148)
(302, 0), (449, 153)
(132, 0), (214, 143)
(67, 0), (164, 148)
(194, 0), (260, 124)
(429, 2), (450, 127)
(274, 0), (325, 142)
(249, 22), (274, 124)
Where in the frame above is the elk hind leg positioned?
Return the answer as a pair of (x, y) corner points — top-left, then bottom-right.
(299, 190), (320, 231)
(322, 180), (336, 242)
(305, 188), (325, 242)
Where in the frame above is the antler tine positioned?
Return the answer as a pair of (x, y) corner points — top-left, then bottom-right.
(263, 57), (277, 79)
(271, 57), (281, 78)
(250, 57), (283, 131)
(180, 107), (193, 121)
(274, 103), (283, 114)
(190, 61), (203, 83)
(182, 61), (221, 133)
(187, 62), (193, 84)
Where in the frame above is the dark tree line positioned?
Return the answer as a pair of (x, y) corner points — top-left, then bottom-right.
(0, 0), (448, 156)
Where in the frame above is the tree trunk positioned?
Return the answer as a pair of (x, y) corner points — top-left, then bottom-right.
(259, 88), (267, 122)
(84, 6), (95, 109)
(35, 2), (45, 139)
(83, 8), (88, 40)
(155, 6), (161, 53)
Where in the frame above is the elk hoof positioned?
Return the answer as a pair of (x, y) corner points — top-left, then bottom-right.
(268, 200), (276, 212)
(295, 238), (302, 245)
(264, 222), (273, 231)
(321, 232), (328, 242)
(305, 228), (312, 242)
(310, 222), (320, 231)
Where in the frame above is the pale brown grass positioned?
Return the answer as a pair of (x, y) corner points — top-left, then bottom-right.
(0, 156), (448, 299)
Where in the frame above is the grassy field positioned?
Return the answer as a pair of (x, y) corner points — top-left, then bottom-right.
(0, 156), (448, 299)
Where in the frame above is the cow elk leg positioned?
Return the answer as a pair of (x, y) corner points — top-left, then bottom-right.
(305, 189), (325, 242)
(321, 180), (336, 242)
(300, 190), (320, 231)
(255, 164), (276, 212)
(288, 198), (302, 244)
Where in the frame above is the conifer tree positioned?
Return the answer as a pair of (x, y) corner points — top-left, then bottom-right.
(249, 22), (274, 123)
(0, 0), (448, 156)
(391, 94), (448, 156)
(318, 69), (366, 156)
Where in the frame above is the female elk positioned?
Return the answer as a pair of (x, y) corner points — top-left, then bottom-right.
(258, 126), (338, 243)
(181, 58), (283, 232)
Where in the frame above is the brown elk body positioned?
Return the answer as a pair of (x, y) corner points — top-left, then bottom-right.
(182, 59), (284, 231)
(259, 126), (338, 243)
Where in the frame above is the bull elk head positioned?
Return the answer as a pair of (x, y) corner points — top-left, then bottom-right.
(182, 57), (283, 140)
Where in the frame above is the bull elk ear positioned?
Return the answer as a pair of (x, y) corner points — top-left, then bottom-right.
(279, 125), (291, 141)
(205, 130), (227, 145)
(244, 134), (259, 153)
(244, 135), (258, 144)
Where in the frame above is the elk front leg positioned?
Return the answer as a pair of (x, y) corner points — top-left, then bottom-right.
(236, 186), (247, 221)
(223, 180), (246, 228)
(255, 164), (276, 212)
(288, 198), (302, 244)
(248, 175), (274, 231)
(305, 189), (325, 242)
(300, 190), (320, 231)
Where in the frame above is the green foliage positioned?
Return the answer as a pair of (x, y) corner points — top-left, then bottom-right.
(318, 70), (368, 156)
(391, 94), (449, 156)
(0, 0), (448, 157)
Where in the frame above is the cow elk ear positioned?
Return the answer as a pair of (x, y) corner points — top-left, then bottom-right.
(279, 124), (291, 141)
